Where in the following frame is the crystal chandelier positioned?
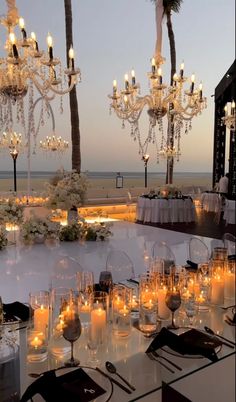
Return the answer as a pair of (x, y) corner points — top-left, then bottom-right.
(108, 1), (207, 162)
(0, 129), (24, 153)
(0, 1), (80, 196)
(222, 101), (235, 131)
(39, 134), (69, 154)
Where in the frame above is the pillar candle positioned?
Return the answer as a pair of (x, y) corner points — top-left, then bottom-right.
(34, 305), (49, 337)
(158, 287), (170, 320)
(91, 308), (106, 344)
(224, 272), (235, 300)
(211, 276), (224, 305)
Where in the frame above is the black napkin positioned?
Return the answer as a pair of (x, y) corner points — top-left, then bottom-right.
(146, 327), (221, 362)
(3, 302), (31, 322)
(228, 254), (236, 261)
(20, 368), (106, 402)
(185, 260), (198, 271)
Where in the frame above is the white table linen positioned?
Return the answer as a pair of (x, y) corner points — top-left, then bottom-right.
(136, 197), (195, 224)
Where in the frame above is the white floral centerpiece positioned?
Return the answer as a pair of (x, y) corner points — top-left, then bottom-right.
(0, 198), (24, 228)
(20, 215), (60, 244)
(0, 226), (8, 250)
(84, 221), (113, 241)
(45, 171), (89, 211)
(160, 184), (181, 197)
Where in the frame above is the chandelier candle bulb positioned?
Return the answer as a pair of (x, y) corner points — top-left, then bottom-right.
(173, 73), (178, 86)
(151, 57), (156, 74)
(47, 33), (53, 60)
(124, 73), (129, 91)
(131, 69), (136, 85)
(231, 100), (235, 115)
(180, 61), (184, 78)
(31, 32), (39, 52)
(190, 74), (195, 93)
(113, 80), (117, 95)
(19, 17), (27, 40)
(199, 82), (203, 100)
(69, 45), (75, 70)
(157, 68), (162, 85)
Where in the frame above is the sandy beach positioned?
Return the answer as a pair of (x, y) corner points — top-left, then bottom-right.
(0, 173), (212, 194)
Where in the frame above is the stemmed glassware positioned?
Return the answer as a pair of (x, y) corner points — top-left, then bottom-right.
(165, 273), (181, 329)
(62, 295), (82, 367)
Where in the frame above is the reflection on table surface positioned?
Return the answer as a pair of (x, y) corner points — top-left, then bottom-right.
(24, 306), (235, 402)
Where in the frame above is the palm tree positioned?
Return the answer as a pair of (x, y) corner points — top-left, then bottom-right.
(151, 0), (183, 184)
(64, 0), (81, 173)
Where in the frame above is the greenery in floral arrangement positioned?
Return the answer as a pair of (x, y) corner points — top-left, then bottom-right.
(85, 222), (113, 241)
(20, 215), (60, 243)
(59, 222), (83, 242)
(0, 198), (24, 225)
(45, 171), (89, 211)
(0, 226), (8, 250)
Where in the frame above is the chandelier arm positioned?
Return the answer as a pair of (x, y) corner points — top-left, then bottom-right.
(46, 74), (77, 95)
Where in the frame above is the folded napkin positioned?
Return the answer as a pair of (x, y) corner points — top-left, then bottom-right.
(146, 327), (221, 362)
(185, 260), (198, 271)
(3, 302), (31, 322)
(20, 368), (106, 402)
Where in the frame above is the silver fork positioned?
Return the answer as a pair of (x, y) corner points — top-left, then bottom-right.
(147, 352), (175, 374)
(151, 350), (182, 371)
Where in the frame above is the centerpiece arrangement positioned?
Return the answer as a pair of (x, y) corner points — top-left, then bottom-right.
(45, 171), (89, 222)
(0, 198), (24, 229)
(160, 184), (181, 198)
(20, 215), (61, 244)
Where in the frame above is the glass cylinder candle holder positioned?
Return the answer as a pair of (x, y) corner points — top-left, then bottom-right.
(28, 291), (50, 362)
(139, 273), (158, 334)
(90, 291), (108, 345)
(212, 247), (228, 261)
(112, 285), (131, 337)
(224, 260), (235, 301)
(78, 292), (92, 328)
(210, 260), (225, 305)
(48, 287), (72, 357)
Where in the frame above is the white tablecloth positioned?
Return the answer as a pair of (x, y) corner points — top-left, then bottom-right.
(136, 197), (195, 223)
(201, 193), (222, 213)
(223, 199), (235, 224)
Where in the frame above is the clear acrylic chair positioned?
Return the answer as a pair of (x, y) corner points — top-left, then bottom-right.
(223, 233), (236, 256)
(50, 256), (83, 290)
(188, 237), (210, 264)
(106, 249), (135, 282)
(151, 241), (176, 275)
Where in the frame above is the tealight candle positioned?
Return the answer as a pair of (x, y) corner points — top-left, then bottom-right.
(30, 336), (43, 348)
(80, 301), (91, 313)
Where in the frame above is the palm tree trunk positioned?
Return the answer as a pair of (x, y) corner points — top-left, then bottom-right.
(165, 11), (176, 185)
(64, 0), (81, 173)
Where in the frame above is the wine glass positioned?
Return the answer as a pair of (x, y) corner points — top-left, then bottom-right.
(165, 273), (181, 329)
(62, 299), (82, 367)
(87, 324), (100, 367)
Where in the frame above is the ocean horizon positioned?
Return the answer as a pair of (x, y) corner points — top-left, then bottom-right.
(0, 171), (212, 180)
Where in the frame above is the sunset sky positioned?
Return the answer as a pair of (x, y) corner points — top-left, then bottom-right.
(0, 0), (235, 173)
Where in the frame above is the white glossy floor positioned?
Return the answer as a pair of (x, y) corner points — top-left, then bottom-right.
(0, 221), (215, 303)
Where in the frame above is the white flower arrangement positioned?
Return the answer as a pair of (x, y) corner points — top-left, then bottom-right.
(0, 198), (24, 225)
(20, 215), (60, 243)
(45, 171), (89, 211)
(160, 184), (181, 197)
(84, 221), (113, 241)
(0, 226), (8, 250)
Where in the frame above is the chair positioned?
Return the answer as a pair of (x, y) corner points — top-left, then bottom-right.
(151, 241), (176, 274)
(49, 256), (83, 290)
(223, 233), (236, 256)
(188, 238), (210, 264)
(106, 249), (135, 282)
